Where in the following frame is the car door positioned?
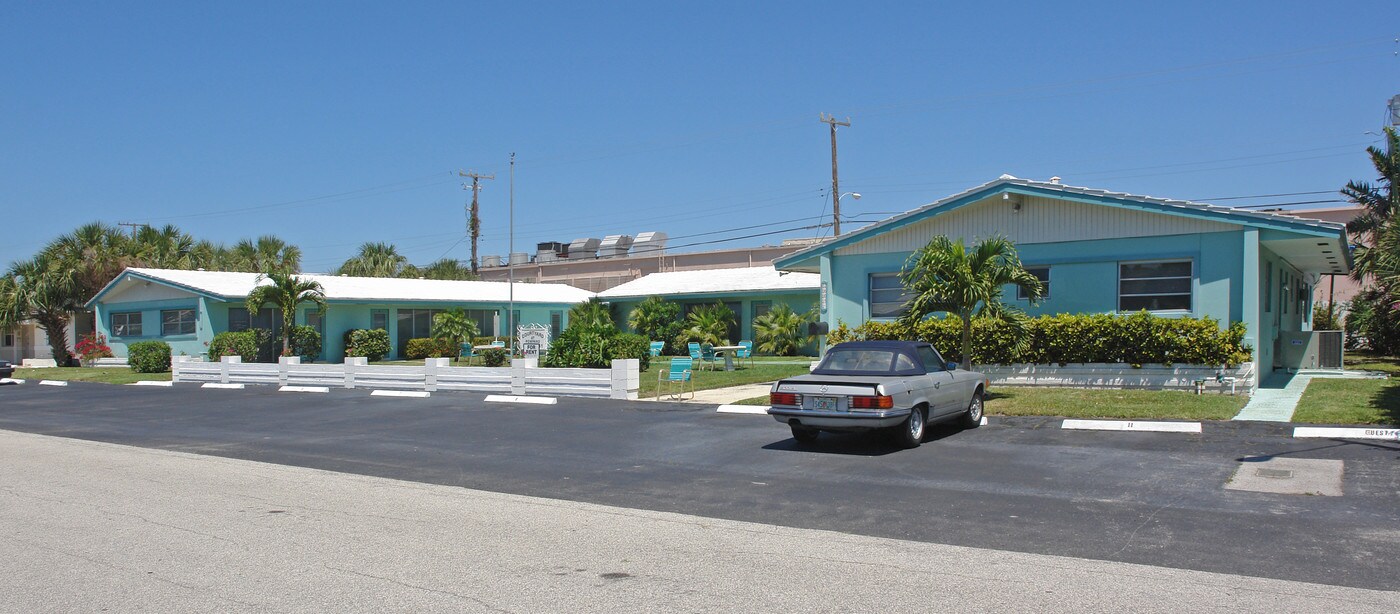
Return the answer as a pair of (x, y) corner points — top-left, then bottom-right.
(915, 346), (957, 417)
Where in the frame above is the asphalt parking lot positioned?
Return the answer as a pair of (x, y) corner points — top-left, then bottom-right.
(2, 380), (1397, 590)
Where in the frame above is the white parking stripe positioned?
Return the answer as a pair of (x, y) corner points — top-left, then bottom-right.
(370, 390), (430, 398)
(279, 386), (329, 394)
(1061, 419), (1201, 433)
(717, 405), (769, 414)
(484, 395), (557, 405)
(1293, 426), (1399, 440)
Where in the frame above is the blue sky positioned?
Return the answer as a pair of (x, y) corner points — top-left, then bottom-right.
(3, 1), (1397, 272)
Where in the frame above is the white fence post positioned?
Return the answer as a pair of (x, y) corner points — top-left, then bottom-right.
(611, 359), (639, 400)
(424, 357), (448, 392)
(171, 355), (192, 383)
(510, 358), (529, 395)
(219, 355), (241, 383)
(344, 357), (366, 389)
(278, 356), (300, 386)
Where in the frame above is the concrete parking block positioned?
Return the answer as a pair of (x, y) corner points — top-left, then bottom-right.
(38, 380), (68, 387)
(484, 394), (557, 405)
(279, 385), (330, 394)
(1062, 419), (1201, 433)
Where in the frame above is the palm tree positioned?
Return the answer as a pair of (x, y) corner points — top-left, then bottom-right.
(229, 236), (301, 273)
(752, 303), (815, 356)
(416, 258), (479, 281)
(627, 296), (682, 351)
(680, 303), (734, 346)
(568, 297), (615, 330)
(132, 224), (198, 270)
(45, 222), (133, 303)
(432, 308), (480, 361)
(337, 242), (409, 277)
(900, 235), (1043, 370)
(1345, 127), (1400, 281)
(0, 255), (81, 363)
(244, 272), (326, 356)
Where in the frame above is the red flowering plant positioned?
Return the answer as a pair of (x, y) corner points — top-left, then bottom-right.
(74, 333), (114, 363)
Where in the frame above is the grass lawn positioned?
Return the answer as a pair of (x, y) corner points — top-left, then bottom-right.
(639, 356), (812, 398)
(1293, 377), (1399, 425)
(1343, 351), (1400, 375)
(11, 367), (171, 385)
(729, 386), (1247, 420)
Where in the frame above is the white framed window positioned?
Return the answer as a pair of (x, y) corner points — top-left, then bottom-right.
(1118, 260), (1192, 312)
(161, 309), (197, 336)
(1018, 267), (1050, 300)
(3, 331), (14, 347)
(869, 273), (912, 319)
(111, 312), (143, 337)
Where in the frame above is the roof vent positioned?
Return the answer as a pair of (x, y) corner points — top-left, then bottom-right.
(631, 231), (667, 256)
(998, 173), (1017, 180)
(599, 235), (633, 259)
(482, 255), (503, 268)
(566, 238), (601, 259)
(509, 252), (530, 266)
(1049, 176), (1061, 185)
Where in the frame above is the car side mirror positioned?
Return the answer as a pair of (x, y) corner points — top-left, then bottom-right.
(946, 361), (958, 371)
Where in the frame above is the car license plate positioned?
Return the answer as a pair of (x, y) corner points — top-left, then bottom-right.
(814, 396), (838, 411)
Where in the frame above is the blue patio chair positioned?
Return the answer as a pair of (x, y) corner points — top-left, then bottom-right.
(658, 357), (694, 401)
(737, 340), (754, 368)
(458, 343), (476, 365)
(699, 343), (722, 371)
(649, 341), (665, 357)
(687, 342), (704, 368)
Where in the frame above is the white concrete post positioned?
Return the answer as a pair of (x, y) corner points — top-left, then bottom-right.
(424, 357), (448, 392)
(510, 358), (529, 395)
(278, 356), (300, 386)
(344, 357), (366, 389)
(611, 359), (639, 400)
(219, 355), (241, 384)
(171, 355), (192, 383)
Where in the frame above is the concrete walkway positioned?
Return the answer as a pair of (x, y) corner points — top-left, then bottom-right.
(647, 382), (773, 404)
(1232, 369), (1389, 422)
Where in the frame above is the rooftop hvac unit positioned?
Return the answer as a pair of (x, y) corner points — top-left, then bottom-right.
(599, 234), (633, 259)
(508, 252), (530, 266)
(631, 231), (667, 255)
(536, 241), (568, 258)
(566, 237), (601, 259)
(536, 252), (559, 263)
(482, 255), (504, 268)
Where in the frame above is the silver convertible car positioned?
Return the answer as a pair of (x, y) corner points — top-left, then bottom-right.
(767, 341), (988, 448)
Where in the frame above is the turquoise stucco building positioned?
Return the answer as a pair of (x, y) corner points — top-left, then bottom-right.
(773, 176), (1352, 380)
(86, 268), (593, 361)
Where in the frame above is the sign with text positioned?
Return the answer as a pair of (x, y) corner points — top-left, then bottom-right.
(518, 324), (551, 359)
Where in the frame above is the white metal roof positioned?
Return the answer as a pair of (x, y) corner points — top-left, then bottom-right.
(106, 268), (595, 304)
(596, 266), (820, 300)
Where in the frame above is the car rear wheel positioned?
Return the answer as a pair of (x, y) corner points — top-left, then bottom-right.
(960, 390), (984, 429)
(894, 406), (925, 448)
(790, 425), (820, 443)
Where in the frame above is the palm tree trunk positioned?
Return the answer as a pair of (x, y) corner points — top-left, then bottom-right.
(960, 314), (972, 371)
(37, 313), (72, 365)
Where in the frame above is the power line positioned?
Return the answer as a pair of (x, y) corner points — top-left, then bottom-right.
(1188, 190), (1338, 201)
(143, 172), (457, 222)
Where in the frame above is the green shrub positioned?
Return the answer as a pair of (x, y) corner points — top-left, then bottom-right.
(347, 328), (390, 361)
(289, 325), (322, 361)
(405, 337), (456, 359)
(342, 328), (361, 358)
(829, 312), (1253, 366)
(542, 326), (650, 370)
(480, 347), (508, 367)
(127, 341), (171, 373)
(610, 332), (651, 371)
(208, 331), (259, 362)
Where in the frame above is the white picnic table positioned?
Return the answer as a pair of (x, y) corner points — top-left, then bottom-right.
(711, 345), (744, 371)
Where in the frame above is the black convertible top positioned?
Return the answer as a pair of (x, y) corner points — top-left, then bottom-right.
(811, 341), (943, 376)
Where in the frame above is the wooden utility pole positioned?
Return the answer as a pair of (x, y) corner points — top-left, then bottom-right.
(819, 114), (851, 236)
(458, 170), (495, 274)
(116, 222), (149, 238)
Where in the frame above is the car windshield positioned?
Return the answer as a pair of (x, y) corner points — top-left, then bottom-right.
(817, 349), (899, 373)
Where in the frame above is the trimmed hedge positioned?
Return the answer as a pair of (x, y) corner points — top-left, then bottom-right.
(208, 330), (259, 362)
(290, 325), (321, 361)
(345, 328), (391, 361)
(405, 337), (457, 359)
(127, 341), (171, 373)
(541, 326), (651, 371)
(828, 312), (1252, 367)
(480, 347), (508, 367)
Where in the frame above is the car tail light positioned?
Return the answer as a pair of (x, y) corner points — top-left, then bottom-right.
(770, 392), (802, 406)
(850, 395), (894, 410)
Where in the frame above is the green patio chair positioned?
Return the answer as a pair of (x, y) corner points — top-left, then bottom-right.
(699, 343), (722, 371)
(658, 357), (695, 401)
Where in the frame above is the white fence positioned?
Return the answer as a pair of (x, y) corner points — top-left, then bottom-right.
(978, 362), (1256, 392)
(172, 356), (640, 400)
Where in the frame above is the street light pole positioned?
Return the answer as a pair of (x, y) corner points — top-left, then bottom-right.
(508, 152), (515, 351)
